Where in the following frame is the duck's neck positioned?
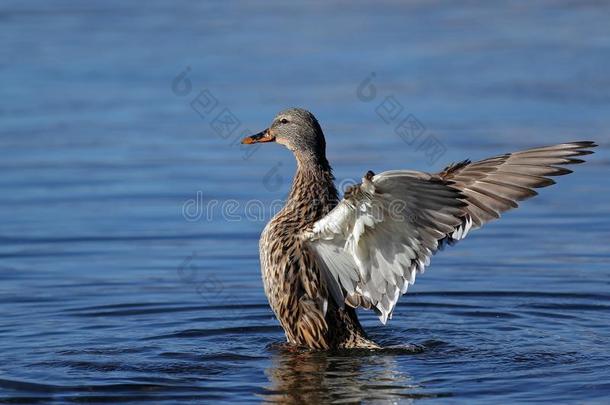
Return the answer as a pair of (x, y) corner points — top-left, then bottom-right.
(283, 152), (338, 226)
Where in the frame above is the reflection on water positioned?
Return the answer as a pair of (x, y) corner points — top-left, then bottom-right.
(264, 345), (425, 404)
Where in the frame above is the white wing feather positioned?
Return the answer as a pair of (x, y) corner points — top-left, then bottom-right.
(307, 171), (466, 324)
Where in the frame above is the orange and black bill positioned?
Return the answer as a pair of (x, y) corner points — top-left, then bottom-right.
(241, 129), (275, 144)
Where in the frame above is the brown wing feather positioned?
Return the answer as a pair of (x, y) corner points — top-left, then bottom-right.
(438, 141), (597, 231)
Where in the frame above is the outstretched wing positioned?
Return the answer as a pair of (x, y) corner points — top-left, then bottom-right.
(438, 141), (597, 239)
(306, 141), (596, 324)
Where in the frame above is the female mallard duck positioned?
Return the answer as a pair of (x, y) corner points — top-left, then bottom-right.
(241, 108), (596, 350)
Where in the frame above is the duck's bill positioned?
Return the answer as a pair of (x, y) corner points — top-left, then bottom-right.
(241, 129), (275, 144)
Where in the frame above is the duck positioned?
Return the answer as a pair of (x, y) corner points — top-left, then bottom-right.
(241, 107), (596, 350)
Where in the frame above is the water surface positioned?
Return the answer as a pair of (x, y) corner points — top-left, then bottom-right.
(1, 1), (610, 403)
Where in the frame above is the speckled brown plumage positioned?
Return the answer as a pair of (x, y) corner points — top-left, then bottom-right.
(259, 154), (378, 349)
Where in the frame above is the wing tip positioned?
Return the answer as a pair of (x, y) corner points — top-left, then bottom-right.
(565, 141), (598, 156)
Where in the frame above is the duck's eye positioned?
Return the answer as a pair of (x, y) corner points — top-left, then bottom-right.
(279, 118), (289, 124)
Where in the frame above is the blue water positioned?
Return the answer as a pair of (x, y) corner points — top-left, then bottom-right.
(1, 1), (610, 403)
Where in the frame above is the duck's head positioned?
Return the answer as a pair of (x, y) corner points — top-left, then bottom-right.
(241, 108), (326, 159)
